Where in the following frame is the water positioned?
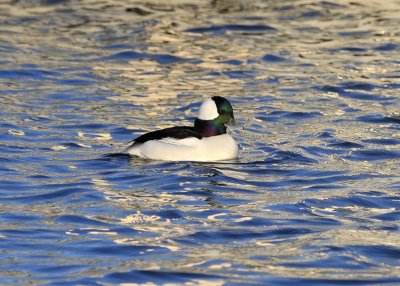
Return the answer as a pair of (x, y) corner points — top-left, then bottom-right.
(0, 0), (400, 284)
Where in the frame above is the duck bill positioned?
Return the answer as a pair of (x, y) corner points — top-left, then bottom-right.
(227, 115), (236, 126)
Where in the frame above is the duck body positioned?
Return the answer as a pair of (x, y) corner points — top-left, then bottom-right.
(126, 96), (238, 162)
(127, 132), (238, 162)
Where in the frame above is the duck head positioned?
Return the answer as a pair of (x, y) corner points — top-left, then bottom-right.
(195, 96), (235, 137)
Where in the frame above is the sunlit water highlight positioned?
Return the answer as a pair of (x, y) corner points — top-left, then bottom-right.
(0, 0), (400, 284)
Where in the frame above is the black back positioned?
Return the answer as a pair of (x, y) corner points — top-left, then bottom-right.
(130, 126), (202, 146)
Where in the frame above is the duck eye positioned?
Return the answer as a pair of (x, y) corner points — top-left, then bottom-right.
(218, 103), (227, 114)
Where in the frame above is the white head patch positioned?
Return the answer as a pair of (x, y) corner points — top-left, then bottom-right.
(198, 98), (219, 120)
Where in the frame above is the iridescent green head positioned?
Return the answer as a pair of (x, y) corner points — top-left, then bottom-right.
(198, 96), (235, 125)
(195, 96), (235, 137)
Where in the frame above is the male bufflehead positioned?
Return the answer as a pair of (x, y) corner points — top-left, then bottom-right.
(126, 96), (238, 162)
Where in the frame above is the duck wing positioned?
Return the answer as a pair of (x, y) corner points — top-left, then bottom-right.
(129, 126), (202, 146)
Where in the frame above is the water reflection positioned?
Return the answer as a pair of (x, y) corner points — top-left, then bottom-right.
(1, 0), (400, 284)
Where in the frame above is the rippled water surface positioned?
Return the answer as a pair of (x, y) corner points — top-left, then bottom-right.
(1, 0), (400, 284)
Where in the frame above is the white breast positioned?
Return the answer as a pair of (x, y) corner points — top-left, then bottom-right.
(126, 134), (238, 162)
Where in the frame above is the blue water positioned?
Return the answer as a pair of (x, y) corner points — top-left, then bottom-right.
(1, 0), (400, 284)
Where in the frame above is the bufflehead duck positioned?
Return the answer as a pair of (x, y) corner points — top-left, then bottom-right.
(126, 96), (238, 162)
